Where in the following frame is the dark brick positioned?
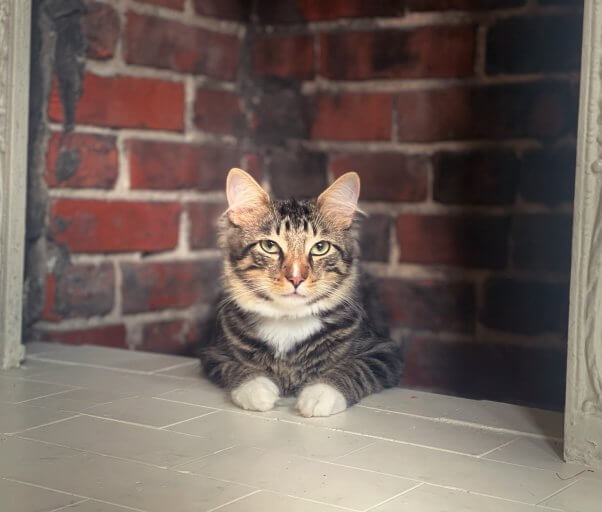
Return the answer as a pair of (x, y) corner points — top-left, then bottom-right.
(330, 153), (428, 202)
(83, 1), (120, 60)
(519, 147), (576, 205)
(127, 140), (254, 191)
(396, 82), (577, 141)
(396, 214), (510, 268)
(125, 12), (240, 80)
(32, 325), (127, 348)
(487, 15), (583, 75)
(320, 26), (475, 80)
(481, 278), (569, 335)
(139, 319), (199, 354)
(311, 93), (393, 141)
(193, 0), (248, 20)
(121, 259), (220, 313)
(134, 0), (185, 10)
(379, 279), (476, 333)
(408, 0), (526, 9)
(45, 132), (118, 189)
(50, 199), (180, 253)
(361, 215), (390, 262)
(403, 336), (565, 410)
(254, 0), (405, 23)
(253, 34), (314, 80)
(48, 73), (185, 131)
(433, 150), (519, 205)
(268, 150), (327, 199)
(188, 202), (226, 249)
(511, 214), (573, 273)
(43, 263), (114, 321)
(194, 88), (243, 135)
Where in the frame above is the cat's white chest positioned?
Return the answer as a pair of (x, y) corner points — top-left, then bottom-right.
(255, 315), (323, 355)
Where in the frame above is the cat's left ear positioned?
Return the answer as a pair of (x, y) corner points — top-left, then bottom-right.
(226, 168), (270, 225)
(317, 172), (360, 228)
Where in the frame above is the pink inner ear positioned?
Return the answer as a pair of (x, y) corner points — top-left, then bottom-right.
(318, 173), (360, 227)
(226, 169), (268, 211)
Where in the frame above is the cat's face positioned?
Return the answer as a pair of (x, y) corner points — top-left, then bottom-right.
(220, 169), (361, 318)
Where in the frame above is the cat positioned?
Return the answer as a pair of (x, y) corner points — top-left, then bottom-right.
(198, 168), (403, 417)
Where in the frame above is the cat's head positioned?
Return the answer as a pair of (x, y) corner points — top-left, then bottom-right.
(219, 168), (361, 318)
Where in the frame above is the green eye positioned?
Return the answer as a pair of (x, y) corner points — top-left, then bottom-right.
(259, 239), (280, 254)
(311, 241), (331, 256)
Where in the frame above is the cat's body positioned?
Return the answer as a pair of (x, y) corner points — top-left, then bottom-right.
(199, 169), (403, 417)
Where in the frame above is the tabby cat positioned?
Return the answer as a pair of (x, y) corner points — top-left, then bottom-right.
(199, 168), (403, 417)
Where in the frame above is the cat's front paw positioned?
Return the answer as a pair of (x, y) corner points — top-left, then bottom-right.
(296, 383), (347, 417)
(231, 376), (279, 412)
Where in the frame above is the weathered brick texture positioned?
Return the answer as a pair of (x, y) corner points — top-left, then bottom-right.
(30, 0), (582, 407)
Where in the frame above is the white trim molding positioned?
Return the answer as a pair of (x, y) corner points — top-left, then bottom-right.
(0, 0), (31, 369)
(565, 0), (602, 469)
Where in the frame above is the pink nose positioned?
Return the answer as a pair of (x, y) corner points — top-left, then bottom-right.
(288, 276), (305, 288)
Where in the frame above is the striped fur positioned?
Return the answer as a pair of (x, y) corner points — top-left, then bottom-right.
(199, 170), (403, 411)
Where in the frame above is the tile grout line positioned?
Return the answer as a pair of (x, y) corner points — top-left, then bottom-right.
(150, 360), (199, 375)
(159, 410), (219, 429)
(14, 387), (84, 404)
(204, 489), (262, 512)
(330, 441), (379, 461)
(171, 445), (237, 471)
(363, 482), (425, 512)
(476, 437), (519, 458)
(26, 356), (153, 375)
(8, 414), (82, 435)
(44, 499), (90, 512)
(535, 477), (583, 506)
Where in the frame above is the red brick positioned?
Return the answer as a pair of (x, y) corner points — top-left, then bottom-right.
(83, 1), (120, 60)
(188, 202), (226, 249)
(378, 279), (476, 333)
(193, 0), (248, 20)
(128, 140), (250, 191)
(125, 12), (240, 80)
(43, 263), (114, 321)
(396, 82), (576, 142)
(481, 278), (569, 335)
(45, 132), (118, 189)
(194, 88), (242, 135)
(32, 325), (127, 348)
(487, 15), (582, 74)
(310, 93), (392, 141)
(48, 73), (184, 131)
(50, 199), (180, 253)
(402, 336), (565, 410)
(253, 34), (314, 80)
(135, 0), (185, 9)
(121, 260), (220, 313)
(396, 214), (509, 268)
(360, 215), (390, 262)
(139, 319), (199, 354)
(408, 0), (525, 9)
(330, 153), (428, 202)
(320, 26), (475, 80)
(255, 0), (404, 23)
(432, 150), (519, 205)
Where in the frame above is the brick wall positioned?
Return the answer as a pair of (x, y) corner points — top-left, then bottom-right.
(27, 0), (582, 409)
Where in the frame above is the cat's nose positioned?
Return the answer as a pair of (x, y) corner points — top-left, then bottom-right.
(288, 276), (305, 288)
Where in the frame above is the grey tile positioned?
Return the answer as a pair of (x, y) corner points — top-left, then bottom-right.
(216, 491), (348, 512)
(0, 436), (252, 512)
(155, 384), (234, 410)
(0, 403), (74, 434)
(541, 478), (602, 512)
(22, 341), (61, 356)
(85, 396), (214, 427)
(361, 388), (563, 438)
(169, 410), (371, 460)
(154, 361), (200, 378)
(0, 477), (82, 512)
(24, 389), (136, 413)
(0, 375), (75, 404)
(338, 441), (567, 504)
(49, 500), (137, 512)
(20, 415), (231, 468)
(370, 483), (559, 512)
(178, 445), (418, 510)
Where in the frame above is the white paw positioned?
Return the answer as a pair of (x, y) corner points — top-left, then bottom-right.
(296, 383), (347, 418)
(231, 376), (279, 412)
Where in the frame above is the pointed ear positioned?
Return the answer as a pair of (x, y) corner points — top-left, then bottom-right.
(317, 172), (360, 228)
(226, 168), (270, 225)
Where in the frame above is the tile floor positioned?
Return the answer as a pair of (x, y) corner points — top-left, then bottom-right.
(0, 342), (599, 512)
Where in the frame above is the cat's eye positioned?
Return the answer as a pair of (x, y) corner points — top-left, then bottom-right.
(311, 241), (331, 256)
(259, 239), (280, 254)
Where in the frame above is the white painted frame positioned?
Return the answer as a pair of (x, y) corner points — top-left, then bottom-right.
(564, 0), (602, 469)
(0, 0), (31, 369)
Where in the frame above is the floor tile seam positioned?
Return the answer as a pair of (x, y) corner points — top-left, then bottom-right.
(159, 409), (220, 429)
(476, 437), (519, 458)
(268, 491), (360, 511)
(77, 411), (215, 433)
(329, 441), (379, 461)
(78, 395), (144, 413)
(204, 490), (262, 512)
(169, 445), (237, 470)
(15, 388), (87, 405)
(5, 414), (82, 435)
(535, 477), (583, 506)
(44, 498), (90, 512)
(26, 356), (155, 375)
(362, 482), (425, 511)
(150, 360), (199, 375)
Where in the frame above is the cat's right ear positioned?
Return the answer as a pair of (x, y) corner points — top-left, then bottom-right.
(226, 168), (269, 225)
